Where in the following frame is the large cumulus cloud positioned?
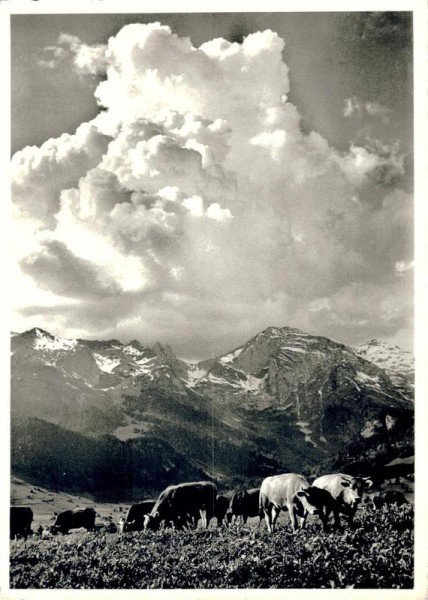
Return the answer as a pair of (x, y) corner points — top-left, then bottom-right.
(12, 22), (413, 357)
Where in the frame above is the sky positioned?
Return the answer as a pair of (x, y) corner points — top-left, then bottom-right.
(9, 10), (414, 360)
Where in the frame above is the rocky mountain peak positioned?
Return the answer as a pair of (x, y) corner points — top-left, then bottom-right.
(29, 328), (79, 352)
(260, 325), (304, 337)
(22, 327), (53, 339)
(80, 338), (123, 350)
(152, 341), (175, 358)
(355, 339), (414, 383)
(11, 325), (414, 492)
(127, 340), (145, 350)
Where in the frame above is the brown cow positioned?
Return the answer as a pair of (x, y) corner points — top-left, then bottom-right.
(51, 508), (96, 534)
(118, 500), (156, 533)
(144, 481), (218, 531)
(227, 488), (263, 525)
(10, 506), (33, 540)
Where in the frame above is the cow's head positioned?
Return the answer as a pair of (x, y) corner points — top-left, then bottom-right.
(143, 512), (161, 531)
(340, 476), (373, 507)
(295, 488), (321, 516)
(41, 526), (52, 539)
(230, 491), (245, 511)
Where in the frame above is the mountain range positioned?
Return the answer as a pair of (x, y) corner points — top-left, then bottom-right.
(11, 326), (414, 500)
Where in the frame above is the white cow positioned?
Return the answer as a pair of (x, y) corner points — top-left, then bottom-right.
(259, 473), (320, 534)
(312, 473), (372, 528)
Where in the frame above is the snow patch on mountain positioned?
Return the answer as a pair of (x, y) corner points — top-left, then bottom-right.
(240, 373), (267, 392)
(33, 329), (78, 352)
(123, 345), (144, 357)
(355, 371), (381, 388)
(296, 420), (318, 447)
(355, 339), (414, 379)
(135, 356), (155, 366)
(185, 366), (208, 388)
(281, 346), (306, 354)
(220, 348), (243, 364)
(207, 374), (232, 386)
(93, 353), (121, 373)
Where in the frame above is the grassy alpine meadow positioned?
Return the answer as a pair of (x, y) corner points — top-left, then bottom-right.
(10, 504), (413, 589)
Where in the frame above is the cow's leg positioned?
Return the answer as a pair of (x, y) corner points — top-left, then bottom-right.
(288, 504), (300, 533)
(262, 505), (273, 533)
(184, 513), (196, 529)
(199, 509), (207, 528)
(271, 506), (281, 533)
(332, 508), (341, 530)
(346, 508), (357, 529)
(320, 506), (331, 531)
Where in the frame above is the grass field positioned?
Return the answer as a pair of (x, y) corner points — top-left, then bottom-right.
(10, 498), (413, 589)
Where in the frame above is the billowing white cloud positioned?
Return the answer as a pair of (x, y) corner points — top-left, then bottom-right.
(40, 33), (107, 76)
(12, 118), (111, 226)
(12, 22), (412, 357)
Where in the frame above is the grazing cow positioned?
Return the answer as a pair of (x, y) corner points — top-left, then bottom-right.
(144, 481), (218, 531)
(10, 506), (33, 540)
(260, 474), (320, 533)
(215, 495), (230, 526)
(294, 486), (346, 531)
(312, 473), (372, 528)
(367, 490), (409, 510)
(227, 488), (263, 525)
(51, 508), (96, 534)
(118, 500), (156, 533)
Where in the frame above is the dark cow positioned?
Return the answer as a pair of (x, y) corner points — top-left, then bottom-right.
(367, 490), (409, 510)
(52, 508), (96, 534)
(294, 486), (346, 531)
(227, 488), (263, 525)
(144, 481), (218, 531)
(312, 473), (372, 527)
(118, 500), (156, 533)
(10, 506), (33, 540)
(215, 495), (230, 526)
(260, 474), (321, 533)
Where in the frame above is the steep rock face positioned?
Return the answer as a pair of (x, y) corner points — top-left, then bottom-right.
(11, 328), (189, 433)
(188, 327), (412, 448)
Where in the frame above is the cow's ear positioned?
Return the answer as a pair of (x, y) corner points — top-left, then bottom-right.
(296, 490), (308, 498)
(363, 478), (373, 489)
(341, 481), (350, 488)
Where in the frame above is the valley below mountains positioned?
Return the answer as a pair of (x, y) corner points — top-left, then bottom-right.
(11, 326), (414, 501)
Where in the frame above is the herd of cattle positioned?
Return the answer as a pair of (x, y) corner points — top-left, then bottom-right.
(10, 472), (409, 540)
